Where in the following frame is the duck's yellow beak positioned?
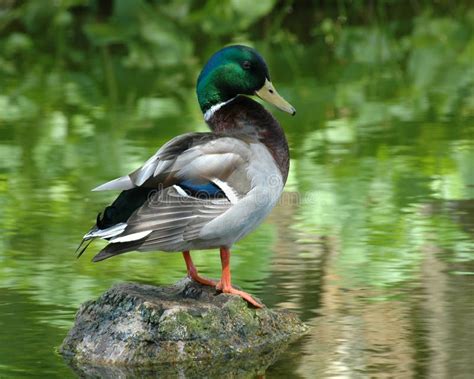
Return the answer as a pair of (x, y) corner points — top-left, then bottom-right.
(255, 79), (296, 115)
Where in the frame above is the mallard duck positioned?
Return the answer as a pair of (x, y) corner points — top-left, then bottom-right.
(77, 45), (295, 307)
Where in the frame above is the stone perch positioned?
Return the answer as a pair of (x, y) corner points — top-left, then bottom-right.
(60, 279), (307, 376)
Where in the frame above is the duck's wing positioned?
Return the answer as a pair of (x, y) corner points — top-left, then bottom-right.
(79, 132), (256, 260)
(90, 185), (232, 261)
(92, 132), (251, 191)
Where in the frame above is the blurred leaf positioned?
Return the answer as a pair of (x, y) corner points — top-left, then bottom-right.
(136, 97), (180, 120)
(83, 22), (134, 46)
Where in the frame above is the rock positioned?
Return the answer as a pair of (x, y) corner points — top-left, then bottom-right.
(60, 278), (307, 377)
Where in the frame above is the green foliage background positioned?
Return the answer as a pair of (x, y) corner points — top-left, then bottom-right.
(1, 0), (473, 124)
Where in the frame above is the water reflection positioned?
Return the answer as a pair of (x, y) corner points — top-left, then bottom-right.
(1, 119), (473, 376)
(267, 192), (474, 378)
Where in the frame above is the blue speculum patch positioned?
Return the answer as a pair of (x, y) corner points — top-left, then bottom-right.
(178, 179), (226, 199)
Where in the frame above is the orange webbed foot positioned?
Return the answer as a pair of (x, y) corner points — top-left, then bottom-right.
(217, 281), (264, 308)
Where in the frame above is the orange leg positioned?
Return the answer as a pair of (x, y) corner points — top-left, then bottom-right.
(182, 251), (217, 287)
(217, 247), (263, 308)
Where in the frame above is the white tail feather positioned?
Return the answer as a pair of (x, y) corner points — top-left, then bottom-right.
(110, 230), (153, 243)
(84, 223), (127, 239)
(92, 176), (134, 191)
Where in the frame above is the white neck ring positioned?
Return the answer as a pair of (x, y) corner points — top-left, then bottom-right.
(203, 97), (237, 121)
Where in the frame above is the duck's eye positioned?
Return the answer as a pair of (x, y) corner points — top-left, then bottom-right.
(242, 60), (251, 70)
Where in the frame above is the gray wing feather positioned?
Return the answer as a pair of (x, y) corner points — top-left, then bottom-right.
(92, 133), (252, 192)
(121, 187), (230, 237)
(92, 186), (232, 260)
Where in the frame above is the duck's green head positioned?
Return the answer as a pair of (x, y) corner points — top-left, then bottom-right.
(197, 45), (295, 118)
